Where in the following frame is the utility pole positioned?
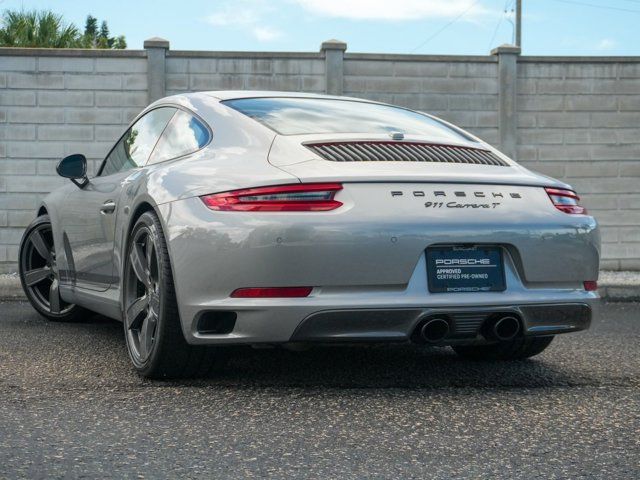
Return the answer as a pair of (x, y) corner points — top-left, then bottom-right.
(515, 0), (522, 48)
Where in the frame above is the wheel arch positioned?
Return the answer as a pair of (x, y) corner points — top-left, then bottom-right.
(125, 199), (174, 249)
(128, 201), (156, 234)
(34, 201), (62, 264)
(119, 199), (178, 302)
(118, 200), (157, 311)
(121, 200), (158, 276)
(119, 197), (189, 340)
(37, 205), (48, 217)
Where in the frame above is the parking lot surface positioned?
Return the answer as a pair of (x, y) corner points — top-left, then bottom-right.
(0, 301), (638, 479)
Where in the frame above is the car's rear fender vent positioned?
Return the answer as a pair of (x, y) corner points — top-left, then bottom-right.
(305, 142), (509, 166)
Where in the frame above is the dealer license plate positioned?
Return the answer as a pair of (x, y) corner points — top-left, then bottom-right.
(426, 245), (505, 293)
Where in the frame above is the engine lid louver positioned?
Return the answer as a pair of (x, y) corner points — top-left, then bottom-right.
(305, 141), (509, 167)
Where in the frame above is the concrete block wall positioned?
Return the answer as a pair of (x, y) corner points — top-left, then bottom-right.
(165, 52), (325, 96)
(0, 50), (148, 269)
(0, 40), (639, 272)
(343, 54), (499, 146)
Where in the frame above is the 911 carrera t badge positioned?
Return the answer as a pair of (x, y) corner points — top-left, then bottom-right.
(390, 190), (522, 209)
(426, 201), (501, 209)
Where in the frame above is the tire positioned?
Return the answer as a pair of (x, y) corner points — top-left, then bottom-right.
(122, 210), (215, 379)
(452, 336), (554, 361)
(19, 215), (85, 322)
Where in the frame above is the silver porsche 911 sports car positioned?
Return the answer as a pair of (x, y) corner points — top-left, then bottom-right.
(19, 91), (600, 378)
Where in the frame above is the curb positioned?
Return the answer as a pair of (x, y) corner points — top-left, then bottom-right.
(1, 274), (638, 302)
(0, 275), (23, 300)
(598, 285), (640, 302)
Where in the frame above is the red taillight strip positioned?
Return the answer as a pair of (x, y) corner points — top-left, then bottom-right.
(201, 183), (343, 212)
(545, 188), (580, 201)
(230, 287), (313, 298)
(583, 281), (598, 292)
(544, 187), (586, 215)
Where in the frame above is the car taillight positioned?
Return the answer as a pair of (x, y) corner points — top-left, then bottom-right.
(200, 183), (343, 212)
(230, 287), (313, 298)
(545, 187), (586, 215)
(583, 281), (598, 291)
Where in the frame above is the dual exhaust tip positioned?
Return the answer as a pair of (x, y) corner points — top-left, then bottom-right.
(489, 315), (521, 342)
(416, 314), (521, 344)
(418, 317), (451, 343)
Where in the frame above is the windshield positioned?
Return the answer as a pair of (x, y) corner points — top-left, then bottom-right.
(222, 97), (474, 142)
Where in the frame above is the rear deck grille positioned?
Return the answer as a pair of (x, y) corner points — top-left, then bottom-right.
(306, 142), (509, 166)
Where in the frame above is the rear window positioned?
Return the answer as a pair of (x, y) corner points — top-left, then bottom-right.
(223, 97), (473, 142)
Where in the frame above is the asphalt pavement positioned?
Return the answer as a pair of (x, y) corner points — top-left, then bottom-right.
(0, 300), (638, 479)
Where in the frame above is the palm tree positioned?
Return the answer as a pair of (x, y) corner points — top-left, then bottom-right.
(0, 9), (81, 48)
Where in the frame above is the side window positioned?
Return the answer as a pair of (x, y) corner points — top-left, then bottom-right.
(100, 107), (176, 176)
(148, 110), (210, 165)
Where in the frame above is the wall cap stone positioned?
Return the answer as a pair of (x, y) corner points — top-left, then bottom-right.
(520, 55), (640, 63)
(491, 44), (522, 55)
(0, 47), (146, 57)
(345, 53), (497, 63)
(168, 50), (323, 59)
(144, 37), (170, 49)
(2, 46), (635, 64)
(321, 39), (347, 52)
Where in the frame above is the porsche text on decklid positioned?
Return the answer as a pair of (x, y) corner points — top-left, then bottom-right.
(391, 188), (525, 209)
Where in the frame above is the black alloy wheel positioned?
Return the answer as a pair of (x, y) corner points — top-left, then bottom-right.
(123, 211), (216, 378)
(19, 215), (82, 321)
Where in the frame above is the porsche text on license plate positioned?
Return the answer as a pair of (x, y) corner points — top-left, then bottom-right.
(427, 246), (506, 293)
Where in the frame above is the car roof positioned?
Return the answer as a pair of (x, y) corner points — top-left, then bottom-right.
(199, 90), (380, 103)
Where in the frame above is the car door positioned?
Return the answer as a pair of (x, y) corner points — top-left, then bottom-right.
(60, 107), (176, 291)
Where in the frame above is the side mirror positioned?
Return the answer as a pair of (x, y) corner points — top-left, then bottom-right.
(57, 154), (88, 188)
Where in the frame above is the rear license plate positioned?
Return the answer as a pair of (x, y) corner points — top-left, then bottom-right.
(427, 245), (505, 293)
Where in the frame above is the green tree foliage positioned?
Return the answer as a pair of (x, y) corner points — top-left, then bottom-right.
(83, 15), (124, 49)
(0, 10), (81, 48)
(97, 20), (111, 48)
(84, 15), (97, 39)
(0, 9), (126, 49)
(112, 35), (127, 49)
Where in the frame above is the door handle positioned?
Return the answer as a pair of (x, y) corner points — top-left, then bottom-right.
(100, 201), (116, 214)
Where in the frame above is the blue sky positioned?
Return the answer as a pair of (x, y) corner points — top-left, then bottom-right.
(2, 0), (639, 55)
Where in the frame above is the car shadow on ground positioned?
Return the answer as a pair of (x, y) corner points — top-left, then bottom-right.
(201, 343), (590, 390)
(19, 308), (596, 391)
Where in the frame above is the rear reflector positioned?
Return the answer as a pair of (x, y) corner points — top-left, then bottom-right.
(201, 183), (343, 212)
(583, 281), (598, 291)
(230, 287), (313, 298)
(545, 187), (586, 215)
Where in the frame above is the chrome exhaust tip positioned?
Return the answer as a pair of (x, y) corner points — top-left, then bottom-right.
(419, 317), (450, 343)
(490, 315), (521, 341)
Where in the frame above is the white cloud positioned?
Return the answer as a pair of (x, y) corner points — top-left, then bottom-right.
(205, 1), (283, 42)
(292, 0), (488, 21)
(253, 26), (283, 41)
(596, 38), (616, 51)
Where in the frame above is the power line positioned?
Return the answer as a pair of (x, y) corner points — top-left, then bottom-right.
(551, 0), (640, 13)
(487, 17), (505, 51)
(411, 0), (481, 53)
(487, 0), (514, 51)
(515, 0), (522, 47)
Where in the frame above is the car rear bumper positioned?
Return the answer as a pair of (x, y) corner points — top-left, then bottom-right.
(178, 250), (598, 345)
(184, 297), (596, 346)
(289, 303), (592, 343)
